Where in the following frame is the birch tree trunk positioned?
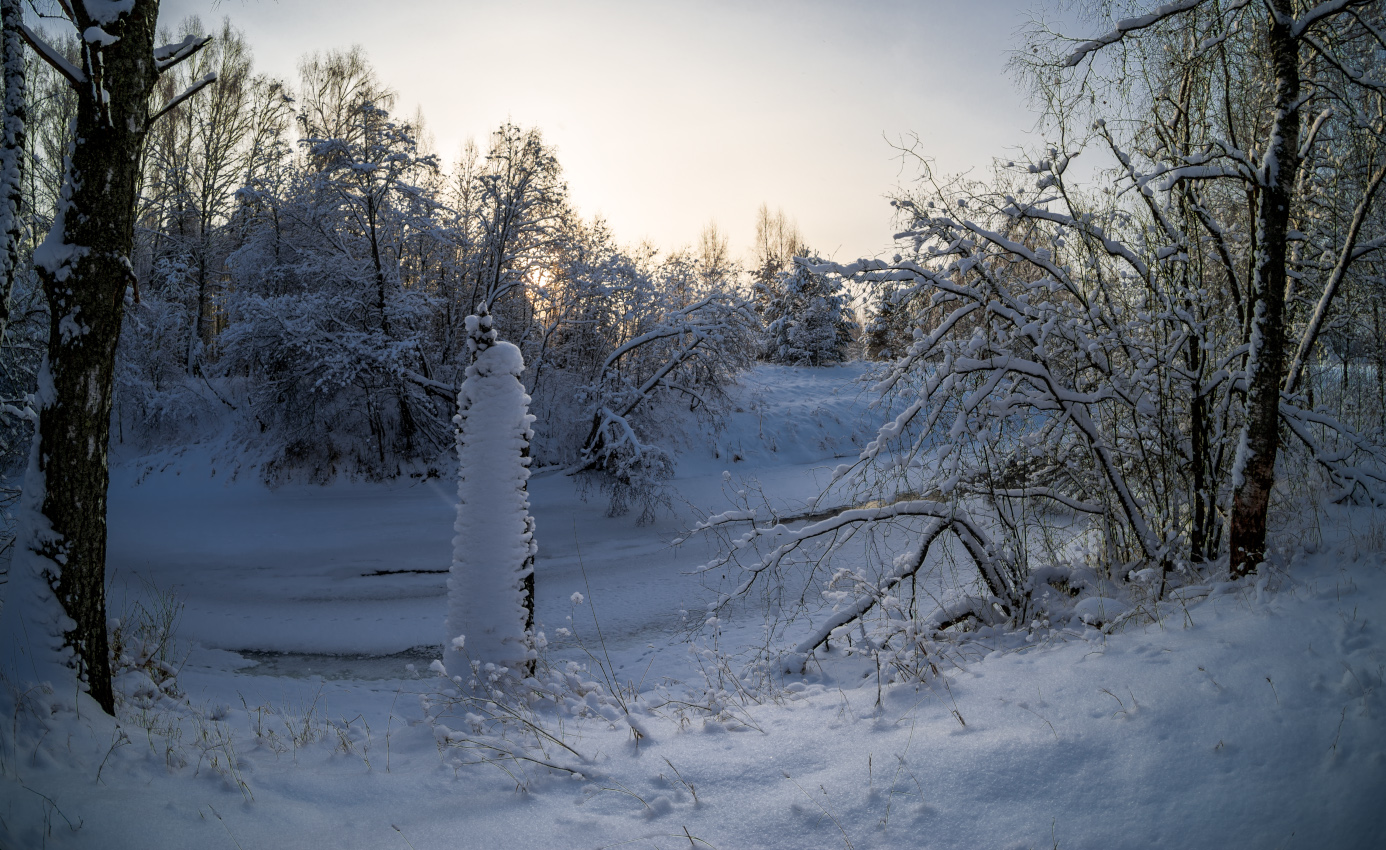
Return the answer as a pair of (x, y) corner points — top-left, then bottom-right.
(1228, 0), (1300, 579)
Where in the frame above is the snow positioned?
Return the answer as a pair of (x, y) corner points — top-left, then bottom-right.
(81, 26), (118, 47)
(1, 365), (1383, 848)
(446, 339), (535, 673)
(79, 0), (135, 26)
(0, 358), (81, 705)
(32, 143), (86, 282)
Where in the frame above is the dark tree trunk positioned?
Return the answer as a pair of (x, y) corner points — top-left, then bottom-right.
(21, 1), (168, 714)
(1229, 0), (1300, 579)
(1375, 300), (1385, 435)
(1188, 333), (1211, 564)
(0, 0), (24, 347)
(187, 249), (212, 375)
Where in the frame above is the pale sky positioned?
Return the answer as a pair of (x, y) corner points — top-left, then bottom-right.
(157, 0), (1052, 264)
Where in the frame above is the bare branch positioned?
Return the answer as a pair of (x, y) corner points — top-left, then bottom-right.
(1283, 160), (1386, 396)
(147, 71), (216, 126)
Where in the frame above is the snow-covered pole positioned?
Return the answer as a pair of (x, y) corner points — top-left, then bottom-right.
(466, 299), (498, 357)
(445, 302), (538, 677)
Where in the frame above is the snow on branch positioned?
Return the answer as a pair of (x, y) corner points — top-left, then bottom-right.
(1291, 0), (1376, 38)
(1284, 160), (1386, 396)
(17, 22), (84, 87)
(1298, 109), (1334, 160)
(1278, 402), (1386, 503)
(572, 295), (755, 476)
(401, 368), (456, 402)
(987, 488), (1105, 514)
(596, 293), (739, 375)
(784, 516), (953, 670)
(153, 33), (211, 73)
(693, 498), (1018, 619)
(80, 0), (134, 25)
(1300, 32), (1386, 92)
(1064, 0), (1211, 67)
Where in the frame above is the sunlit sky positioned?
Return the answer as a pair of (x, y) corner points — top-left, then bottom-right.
(156, 0), (1060, 263)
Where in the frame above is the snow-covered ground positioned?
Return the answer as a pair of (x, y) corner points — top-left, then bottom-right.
(2, 364), (1384, 849)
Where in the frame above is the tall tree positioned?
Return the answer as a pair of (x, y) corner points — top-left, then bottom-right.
(2, 0), (214, 713)
(1056, 0), (1386, 576)
(296, 46), (388, 147)
(468, 123), (566, 321)
(750, 203), (803, 287)
(0, 0), (23, 351)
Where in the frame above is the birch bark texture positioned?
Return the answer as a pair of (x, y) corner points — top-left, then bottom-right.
(1228, 0), (1301, 577)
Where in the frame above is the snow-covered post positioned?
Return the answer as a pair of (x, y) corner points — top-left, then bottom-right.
(445, 304), (538, 676)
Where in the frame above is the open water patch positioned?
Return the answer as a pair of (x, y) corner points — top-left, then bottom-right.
(231, 645), (439, 680)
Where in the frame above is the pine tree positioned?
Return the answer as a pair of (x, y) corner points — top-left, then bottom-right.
(756, 260), (856, 366)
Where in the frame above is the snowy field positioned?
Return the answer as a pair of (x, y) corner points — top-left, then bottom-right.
(3, 365), (1385, 849)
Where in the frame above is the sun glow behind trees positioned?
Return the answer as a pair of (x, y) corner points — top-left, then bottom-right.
(157, 0), (1040, 265)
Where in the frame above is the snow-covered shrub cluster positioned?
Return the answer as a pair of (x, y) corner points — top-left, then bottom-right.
(421, 656), (636, 784)
(108, 582), (186, 710)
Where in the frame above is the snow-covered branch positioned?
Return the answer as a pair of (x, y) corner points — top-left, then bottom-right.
(1064, 0), (1211, 67)
(153, 33), (211, 73)
(17, 22), (84, 87)
(1291, 0), (1376, 38)
(1284, 159), (1386, 395)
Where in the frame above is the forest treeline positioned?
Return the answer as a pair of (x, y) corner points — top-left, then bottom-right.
(0, 19), (858, 517)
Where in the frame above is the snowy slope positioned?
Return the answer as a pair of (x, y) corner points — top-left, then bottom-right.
(1, 364), (1383, 849)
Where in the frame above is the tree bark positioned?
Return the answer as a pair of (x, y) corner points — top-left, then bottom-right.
(1229, 0), (1300, 579)
(19, 2), (165, 714)
(0, 0), (25, 347)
